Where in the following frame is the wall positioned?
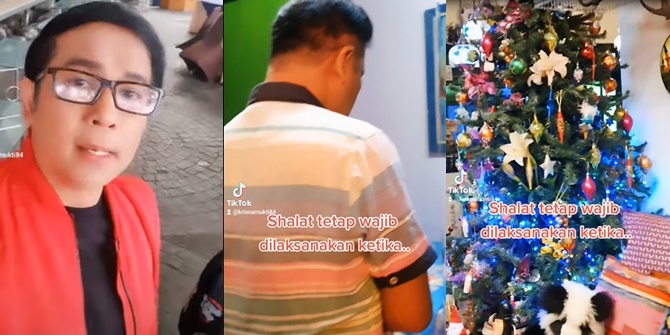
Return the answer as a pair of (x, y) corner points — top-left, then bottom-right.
(618, 4), (669, 213)
(351, 0), (446, 241)
(223, 0), (288, 125)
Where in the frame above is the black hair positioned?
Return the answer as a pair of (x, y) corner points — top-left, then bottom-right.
(24, 1), (166, 88)
(270, 0), (373, 58)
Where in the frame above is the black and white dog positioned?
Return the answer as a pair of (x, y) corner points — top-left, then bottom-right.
(523, 281), (614, 335)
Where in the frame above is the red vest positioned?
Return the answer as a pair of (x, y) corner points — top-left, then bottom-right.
(0, 139), (161, 335)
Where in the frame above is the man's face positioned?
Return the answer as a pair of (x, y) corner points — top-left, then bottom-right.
(22, 22), (153, 190)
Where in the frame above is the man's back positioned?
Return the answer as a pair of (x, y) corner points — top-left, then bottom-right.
(224, 86), (436, 334)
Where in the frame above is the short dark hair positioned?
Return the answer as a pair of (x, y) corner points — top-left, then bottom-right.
(270, 0), (373, 58)
(24, 2), (166, 88)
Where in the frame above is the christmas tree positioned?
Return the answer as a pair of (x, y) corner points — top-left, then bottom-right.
(445, 0), (653, 332)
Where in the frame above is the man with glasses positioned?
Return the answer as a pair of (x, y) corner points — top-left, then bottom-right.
(0, 2), (165, 335)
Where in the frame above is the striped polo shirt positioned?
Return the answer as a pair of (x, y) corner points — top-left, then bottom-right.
(224, 83), (437, 335)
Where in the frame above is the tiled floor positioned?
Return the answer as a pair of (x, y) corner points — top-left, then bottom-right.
(126, 9), (223, 335)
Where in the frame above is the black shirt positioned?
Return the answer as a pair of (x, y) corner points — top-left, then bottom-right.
(66, 195), (126, 335)
(179, 250), (223, 335)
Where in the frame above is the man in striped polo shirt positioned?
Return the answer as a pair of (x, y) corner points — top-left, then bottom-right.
(224, 0), (438, 334)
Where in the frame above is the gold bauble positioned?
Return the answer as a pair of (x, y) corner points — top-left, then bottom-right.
(479, 122), (494, 146)
(544, 26), (558, 52)
(504, 54), (514, 64)
(457, 133), (472, 148)
(467, 50), (480, 62)
(529, 114), (544, 142)
(637, 154), (652, 172)
(467, 199), (479, 214)
(602, 54), (618, 71)
(456, 92), (468, 105)
(614, 107), (627, 122)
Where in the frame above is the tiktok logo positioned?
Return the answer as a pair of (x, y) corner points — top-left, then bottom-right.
(454, 169), (467, 186)
(232, 182), (246, 198)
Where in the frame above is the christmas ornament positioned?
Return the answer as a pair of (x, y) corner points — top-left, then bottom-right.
(481, 32), (494, 58)
(456, 92), (468, 105)
(540, 154), (555, 178)
(501, 214), (512, 223)
(484, 159), (495, 172)
(541, 238), (569, 259)
(503, 92), (524, 108)
(581, 43), (597, 80)
(503, 78), (514, 88)
(449, 42), (480, 66)
(602, 53), (618, 70)
(592, 93), (600, 104)
(582, 172), (596, 201)
(637, 154), (652, 173)
(621, 112), (633, 133)
(496, 0), (530, 34)
(581, 43), (595, 59)
(527, 50), (569, 86)
(467, 126), (480, 141)
(589, 20), (602, 36)
(590, 143), (601, 168)
(446, 119), (459, 134)
(501, 163), (519, 182)
(509, 57), (527, 75)
(544, 25), (559, 52)
(464, 252), (475, 265)
(461, 217), (470, 238)
(499, 39), (513, 58)
(467, 50), (480, 62)
(514, 255), (530, 283)
(556, 92), (565, 143)
(462, 67), (496, 99)
(526, 155), (534, 190)
(467, 199), (479, 213)
(500, 131), (533, 166)
(574, 64), (584, 82)
(612, 106), (626, 121)
(463, 20), (484, 42)
(579, 101), (597, 125)
(626, 146), (634, 188)
(556, 215), (569, 227)
(579, 124), (591, 139)
(457, 132), (472, 148)
(455, 106), (469, 119)
(479, 122), (494, 147)
(561, 238), (576, 254)
(604, 78), (617, 93)
(529, 113), (544, 142)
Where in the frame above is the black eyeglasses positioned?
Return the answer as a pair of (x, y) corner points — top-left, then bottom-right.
(35, 67), (164, 116)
